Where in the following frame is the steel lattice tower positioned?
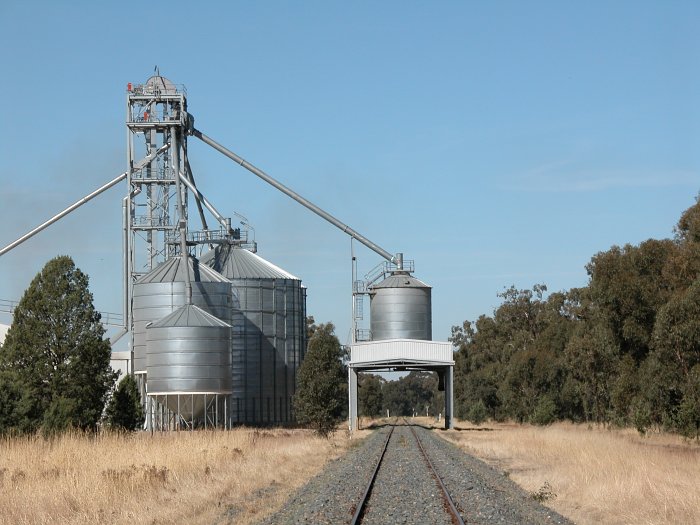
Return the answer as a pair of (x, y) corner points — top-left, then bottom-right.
(126, 75), (189, 277)
(125, 75), (191, 400)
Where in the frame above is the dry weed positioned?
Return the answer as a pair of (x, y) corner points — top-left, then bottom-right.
(0, 425), (366, 525)
(443, 420), (700, 525)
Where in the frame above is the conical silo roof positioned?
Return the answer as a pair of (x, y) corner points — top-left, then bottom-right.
(146, 303), (232, 402)
(136, 255), (230, 284)
(149, 304), (231, 328)
(370, 271), (431, 290)
(201, 244), (299, 280)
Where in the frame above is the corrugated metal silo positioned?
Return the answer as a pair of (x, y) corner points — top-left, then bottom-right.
(146, 304), (232, 419)
(132, 256), (231, 375)
(369, 271), (432, 341)
(201, 244), (306, 425)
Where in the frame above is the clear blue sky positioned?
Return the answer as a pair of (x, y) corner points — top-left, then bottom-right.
(1, 1), (698, 345)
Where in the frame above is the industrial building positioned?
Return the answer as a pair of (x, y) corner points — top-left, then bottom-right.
(0, 73), (453, 431)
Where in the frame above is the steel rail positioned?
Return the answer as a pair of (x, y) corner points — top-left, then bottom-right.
(407, 422), (465, 525)
(350, 425), (395, 525)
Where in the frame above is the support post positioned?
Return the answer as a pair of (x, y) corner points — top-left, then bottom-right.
(348, 367), (358, 431)
(146, 395), (153, 433)
(445, 365), (454, 430)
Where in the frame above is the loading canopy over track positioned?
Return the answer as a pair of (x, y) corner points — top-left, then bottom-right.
(348, 339), (455, 431)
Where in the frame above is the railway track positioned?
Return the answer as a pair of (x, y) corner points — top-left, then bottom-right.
(350, 419), (465, 525)
(260, 418), (572, 525)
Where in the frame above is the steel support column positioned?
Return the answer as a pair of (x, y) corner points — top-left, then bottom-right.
(348, 367), (358, 431)
(445, 365), (454, 429)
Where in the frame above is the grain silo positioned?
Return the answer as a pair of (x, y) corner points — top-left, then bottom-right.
(369, 271), (432, 341)
(132, 256), (232, 376)
(146, 304), (231, 427)
(201, 242), (306, 425)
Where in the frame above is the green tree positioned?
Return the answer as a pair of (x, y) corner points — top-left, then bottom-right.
(609, 354), (641, 426)
(645, 279), (700, 431)
(0, 256), (117, 434)
(466, 399), (489, 424)
(382, 378), (413, 416)
(380, 371), (444, 418)
(105, 374), (144, 431)
(676, 195), (700, 244)
(0, 369), (24, 433)
(665, 196), (700, 290)
(358, 373), (384, 417)
(586, 239), (676, 363)
(451, 317), (503, 420)
(651, 280), (700, 379)
(305, 315), (317, 340)
(454, 285), (572, 423)
(676, 365), (700, 440)
(293, 323), (346, 437)
(564, 318), (619, 423)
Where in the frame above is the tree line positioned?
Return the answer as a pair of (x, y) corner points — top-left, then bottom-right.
(357, 371), (445, 419)
(450, 196), (700, 437)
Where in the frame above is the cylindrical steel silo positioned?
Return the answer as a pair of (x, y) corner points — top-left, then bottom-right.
(201, 244), (306, 425)
(369, 271), (432, 341)
(132, 256), (231, 375)
(146, 304), (232, 418)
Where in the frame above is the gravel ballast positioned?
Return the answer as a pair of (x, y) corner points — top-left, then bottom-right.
(259, 423), (573, 525)
(414, 425), (572, 524)
(360, 426), (453, 525)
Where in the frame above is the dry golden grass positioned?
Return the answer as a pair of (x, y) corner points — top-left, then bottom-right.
(440, 420), (700, 525)
(0, 425), (369, 525)
(5, 418), (696, 524)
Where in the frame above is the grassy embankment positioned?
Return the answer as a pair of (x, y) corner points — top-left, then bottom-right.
(0, 427), (368, 525)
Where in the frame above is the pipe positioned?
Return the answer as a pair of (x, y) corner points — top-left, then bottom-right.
(121, 186), (141, 340)
(171, 127), (192, 304)
(191, 128), (402, 268)
(0, 145), (168, 258)
(109, 327), (128, 346)
(136, 142), (171, 170)
(122, 195), (129, 337)
(178, 171), (231, 232)
(0, 172), (127, 257)
(183, 151), (211, 237)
